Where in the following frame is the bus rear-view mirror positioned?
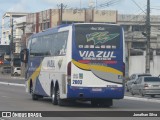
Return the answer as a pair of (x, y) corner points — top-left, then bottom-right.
(20, 49), (29, 63)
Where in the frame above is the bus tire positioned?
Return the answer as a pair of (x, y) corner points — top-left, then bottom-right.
(55, 87), (67, 106)
(30, 84), (38, 100)
(91, 100), (99, 107)
(101, 99), (113, 107)
(91, 99), (113, 107)
(51, 87), (58, 105)
(14, 72), (18, 76)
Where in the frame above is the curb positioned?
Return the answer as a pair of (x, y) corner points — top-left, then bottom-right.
(124, 96), (160, 104)
(0, 76), (25, 80)
(0, 82), (25, 87)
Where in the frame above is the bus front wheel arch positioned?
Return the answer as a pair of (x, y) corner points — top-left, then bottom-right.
(30, 80), (38, 100)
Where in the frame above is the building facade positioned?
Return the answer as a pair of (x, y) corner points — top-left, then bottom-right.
(118, 14), (160, 76)
(118, 14), (160, 52)
(1, 12), (28, 46)
(2, 9), (160, 77)
(25, 9), (117, 34)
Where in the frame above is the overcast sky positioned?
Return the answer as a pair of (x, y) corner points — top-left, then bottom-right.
(0, 0), (159, 14)
(0, 0), (160, 37)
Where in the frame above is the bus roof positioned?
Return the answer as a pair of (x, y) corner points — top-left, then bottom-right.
(31, 24), (70, 38)
(30, 23), (121, 38)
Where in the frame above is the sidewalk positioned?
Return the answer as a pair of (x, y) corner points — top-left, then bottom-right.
(0, 73), (25, 79)
(0, 73), (25, 84)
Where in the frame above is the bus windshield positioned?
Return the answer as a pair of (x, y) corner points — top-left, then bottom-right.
(75, 24), (121, 50)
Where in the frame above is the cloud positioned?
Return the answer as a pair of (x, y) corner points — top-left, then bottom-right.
(6, 0), (49, 13)
(7, 0), (30, 12)
(40, 0), (90, 8)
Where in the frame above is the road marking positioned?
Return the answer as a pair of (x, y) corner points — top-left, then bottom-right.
(0, 82), (25, 87)
(124, 96), (160, 103)
(1, 96), (10, 98)
(11, 77), (25, 79)
(0, 76), (25, 80)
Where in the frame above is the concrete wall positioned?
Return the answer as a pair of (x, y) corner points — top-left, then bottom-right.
(150, 55), (160, 76)
(26, 13), (36, 24)
(93, 10), (117, 23)
(63, 9), (85, 22)
(51, 9), (59, 27)
(129, 51), (160, 76)
(129, 55), (145, 76)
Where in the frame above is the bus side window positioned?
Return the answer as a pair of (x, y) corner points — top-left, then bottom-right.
(59, 40), (67, 55)
(55, 31), (68, 56)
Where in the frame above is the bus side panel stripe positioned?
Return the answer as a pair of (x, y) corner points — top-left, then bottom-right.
(72, 59), (122, 75)
(34, 77), (48, 96)
(27, 65), (42, 89)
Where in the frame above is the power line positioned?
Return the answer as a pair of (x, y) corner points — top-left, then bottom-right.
(151, 8), (160, 10)
(131, 0), (146, 14)
(97, 0), (121, 9)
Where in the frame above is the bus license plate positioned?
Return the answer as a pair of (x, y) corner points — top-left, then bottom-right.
(92, 88), (102, 92)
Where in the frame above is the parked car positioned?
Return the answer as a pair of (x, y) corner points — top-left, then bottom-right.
(130, 76), (160, 97)
(13, 67), (21, 76)
(1, 66), (11, 74)
(126, 73), (151, 92)
(3, 60), (10, 65)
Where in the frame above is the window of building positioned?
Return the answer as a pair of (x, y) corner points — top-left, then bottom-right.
(156, 49), (160, 55)
(132, 42), (145, 49)
(132, 25), (145, 31)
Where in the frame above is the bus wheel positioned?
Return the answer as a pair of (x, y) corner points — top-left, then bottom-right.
(55, 88), (66, 106)
(51, 87), (58, 105)
(30, 85), (38, 100)
(91, 100), (99, 107)
(56, 88), (63, 106)
(14, 72), (18, 76)
(100, 99), (113, 107)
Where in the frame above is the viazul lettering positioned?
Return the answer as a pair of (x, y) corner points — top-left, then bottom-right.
(79, 51), (116, 58)
(110, 51), (116, 58)
(88, 51), (95, 57)
(79, 51), (87, 57)
(103, 51), (110, 57)
(97, 51), (103, 58)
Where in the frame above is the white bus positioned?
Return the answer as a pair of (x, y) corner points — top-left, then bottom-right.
(20, 23), (125, 107)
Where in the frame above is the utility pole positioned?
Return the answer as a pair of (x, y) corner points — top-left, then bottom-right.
(58, 3), (67, 25)
(10, 17), (14, 76)
(145, 0), (150, 73)
(60, 3), (63, 25)
(10, 17), (14, 55)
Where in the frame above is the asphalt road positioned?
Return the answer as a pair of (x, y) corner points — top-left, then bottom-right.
(0, 76), (160, 119)
(0, 83), (160, 111)
(1, 74), (160, 102)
